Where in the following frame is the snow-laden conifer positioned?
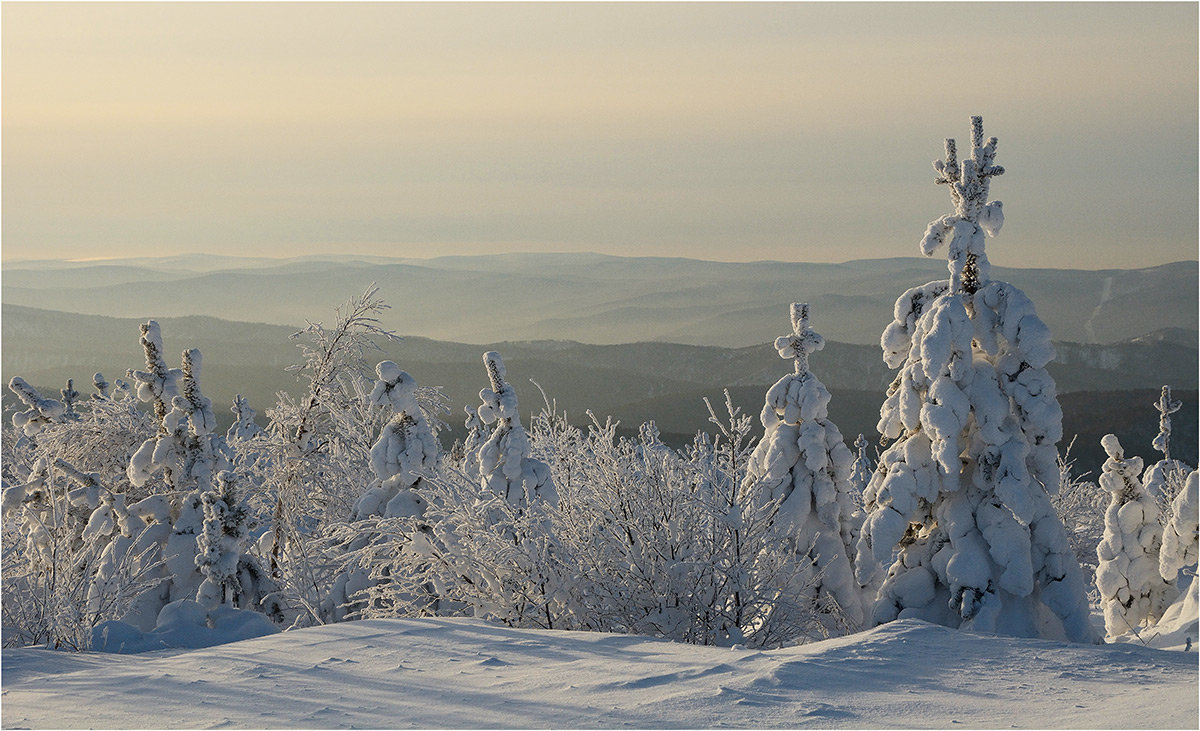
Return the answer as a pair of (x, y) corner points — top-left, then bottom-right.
(1095, 435), (1173, 637)
(1159, 469), (1198, 584)
(351, 361), (439, 520)
(476, 352), (556, 509)
(128, 346), (219, 492)
(9, 377), (65, 437)
(227, 394), (264, 443)
(195, 471), (251, 608)
(742, 303), (863, 628)
(460, 405), (485, 481)
(1152, 385), (1182, 462)
(855, 117), (1095, 642)
(849, 434), (874, 506)
(91, 373), (110, 401)
(60, 379), (81, 421)
(1142, 386), (1191, 528)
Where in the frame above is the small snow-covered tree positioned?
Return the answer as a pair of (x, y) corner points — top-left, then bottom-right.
(848, 434), (874, 507)
(1095, 435), (1173, 637)
(91, 372), (110, 401)
(1143, 386), (1191, 528)
(193, 470), (276, 617)
(742, 303), (864, 630)
(59, 379), (81, 421)
(855, 117), (1095, 642)
(227, 394), (264, 443)
(1160, 469), (1198, 584)
(476, 352), (557, 510)
(1152, 385), (1182, 463)
(458, 405), (486, 480)
(351, 362), (439, 521)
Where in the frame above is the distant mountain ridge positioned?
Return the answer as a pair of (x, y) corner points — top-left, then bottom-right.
(4, 253), (1195, 347)
(4, 303), (1195, 476)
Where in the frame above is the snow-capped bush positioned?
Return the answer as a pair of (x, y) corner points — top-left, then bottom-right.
(9, 377), (66, 438)
(742, 303), (864, 630)
(1051, 437), (1106, 595)
(1095, 434), (1174, 637)
(855, 117), (1095, 642)
(1, 459), (164, 650)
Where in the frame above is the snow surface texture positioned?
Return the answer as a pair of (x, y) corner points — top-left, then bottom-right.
(3, 617), (1194, 729)
(855, 117), (1095, 642)
(1095, 435), (1173, 638)
(743, 303), (864, 629)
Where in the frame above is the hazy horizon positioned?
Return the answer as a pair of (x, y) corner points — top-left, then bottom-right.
(3, 3), (1197, 269)
(3, 249), (1199, 272)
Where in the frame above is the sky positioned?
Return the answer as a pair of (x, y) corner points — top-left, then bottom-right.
(2, 2), (1196, 269)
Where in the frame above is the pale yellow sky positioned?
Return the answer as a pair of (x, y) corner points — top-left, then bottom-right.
(3, 2), (1196, 267)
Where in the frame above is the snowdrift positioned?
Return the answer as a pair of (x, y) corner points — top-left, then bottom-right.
(3, 617), (1195, 729)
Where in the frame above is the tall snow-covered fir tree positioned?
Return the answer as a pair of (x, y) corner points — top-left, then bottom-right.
(742, 303), (863, 629)
(854, 117), (1095, 642)
(1094, 434), (1173, 638)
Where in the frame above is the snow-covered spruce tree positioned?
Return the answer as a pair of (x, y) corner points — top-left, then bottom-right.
(1143, 386), (1191, 528)
(855, 117), (1095, 641)
(742, 303), (863, 630)
(91, 373), (110, 401)
(351, 362), (439, 520)
(227, 394), (264, 443)
(1159, 469), (1198, 584)
(476, 352), (557, 510)
(59, 379), (81, 421)
(125, 326), (235, 609)
(849, 434), (874, 505)
(194, 470), (277, 614)
(330, 362), (442, 621)
(1095, 435), (1173, 637)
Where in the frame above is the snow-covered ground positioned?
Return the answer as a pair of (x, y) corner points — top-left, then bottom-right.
(3, 617), (1195, 729)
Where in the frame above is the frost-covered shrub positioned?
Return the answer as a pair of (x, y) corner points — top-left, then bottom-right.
(855, 117), (1095, 642)
(1095, 435), (1174, 637)
(341, 391), (841, 648)
(1050, 437), (1106, 595)
(1, 459), (164, 650)
(248, 288), (448, 627)
(9, 377), (65, 439)
(742, 303), (864, 631)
